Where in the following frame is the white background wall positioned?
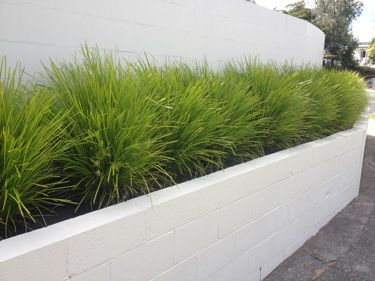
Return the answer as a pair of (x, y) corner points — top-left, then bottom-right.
(0, 0), (324, 74)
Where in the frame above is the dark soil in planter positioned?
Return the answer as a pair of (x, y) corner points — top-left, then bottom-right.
(0, 202), (94, 240)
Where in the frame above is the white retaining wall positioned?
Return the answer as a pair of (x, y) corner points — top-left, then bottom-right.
(0, 120), (367, 281)
(0, 0), (324, 74)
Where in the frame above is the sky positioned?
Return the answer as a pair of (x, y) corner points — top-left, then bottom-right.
(255, 0), (375, 42)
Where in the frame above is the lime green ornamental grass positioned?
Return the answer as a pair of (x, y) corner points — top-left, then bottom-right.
(0, 47), (368, 237)
(0, 59), (70, 236)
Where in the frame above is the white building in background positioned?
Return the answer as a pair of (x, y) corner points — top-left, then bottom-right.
(354, 42), (372, 65)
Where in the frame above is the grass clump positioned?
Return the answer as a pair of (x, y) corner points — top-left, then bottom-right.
(322, 70), (367, 129)
(0, 47), (368, 238)
(0, 59), (70, 237)
(44, 50), (170, 208)
(289, 68), (367, 135)
(129, 63), (267, 179)
(225, 62), (313, 150)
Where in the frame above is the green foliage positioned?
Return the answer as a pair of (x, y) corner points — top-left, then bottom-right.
(0, 48), (368, 238)
(321, 70), (367, 129)
(368, 38), (375, 65)
(237, 62), (313, 149)
(297, 68), (366, 133)
(284, 0), (363, 69)
(316, 0), (363, 69)
(354, 65), (375, 78)
(284, 1), (315, 22)
(0, 59), (70, 236)
(44, 49), (170, 208)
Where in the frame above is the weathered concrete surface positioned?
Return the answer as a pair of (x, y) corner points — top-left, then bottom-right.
(265, 135), (375, 281)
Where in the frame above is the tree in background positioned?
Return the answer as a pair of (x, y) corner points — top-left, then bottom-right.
(368, 38), (375, 64)
(284, 0), (363, 69)
(285, 1), (315, 22)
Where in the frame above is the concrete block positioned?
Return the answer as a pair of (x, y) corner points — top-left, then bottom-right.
(67, 211), (147, 275)
(218, 196), (253, 238)
(284, 143), (314, 174)
(288, 191), (311, 221)
(279, 174), (304, 204)
(252, 182), (281, 219)
(0, 241), (68, 281)
(55, 0), (112, 17)
(69, 262), (111, 281)
(151, 257), (198, 281)
(311, 135), (349, 165)
(0, 41), (58, 75)
(261, 204), (290, 236)
(199, 152), (297, 216)
(146, 191), (201, 240)
(196, 235), (236, 280)
(345, 148), (364, 170)
(234, 218), (267, 257)
(175, 211), (219, 263)
(261, 250), (286, 278)
(0, 2), (23, 41)
(111, 232), (175, 281)
(208, 252), (250, 281)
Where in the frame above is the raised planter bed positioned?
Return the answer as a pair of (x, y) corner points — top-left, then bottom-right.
(0, 119), (368, 281)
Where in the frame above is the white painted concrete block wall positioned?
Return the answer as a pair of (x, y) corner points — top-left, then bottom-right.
(0, 121), (367, 281)
(0, 0), (324, 74)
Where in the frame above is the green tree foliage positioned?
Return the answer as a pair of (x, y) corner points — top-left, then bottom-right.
(368, 37), (375, 64)
(285, 1), (315, 22)
(284, 0), (363, 69)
